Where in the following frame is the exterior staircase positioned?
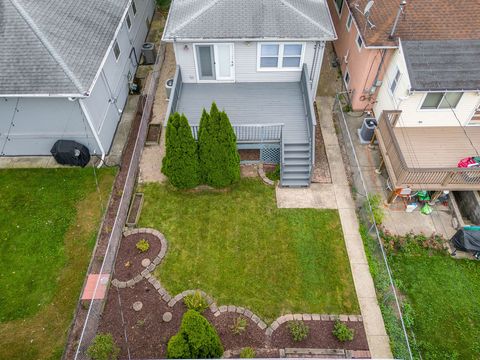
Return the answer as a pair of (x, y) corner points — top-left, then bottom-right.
(281, 142), (312, 187)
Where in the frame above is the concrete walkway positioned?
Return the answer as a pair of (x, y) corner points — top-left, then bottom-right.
(276, 96), (392, 358)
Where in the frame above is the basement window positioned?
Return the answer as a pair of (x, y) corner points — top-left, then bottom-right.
(421, 92), (463, 110)
(113, 40), (121, 61)
(344, 70), (350, 86)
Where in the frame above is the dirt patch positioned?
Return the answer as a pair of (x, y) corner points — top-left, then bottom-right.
(146, 123), (162, 144)
(312, 102), (332, 184)
(239, 149), (260, 161)
(114, 233), (162, 281)
(271, 320), (368, 351)
(317, 43), (344, 97)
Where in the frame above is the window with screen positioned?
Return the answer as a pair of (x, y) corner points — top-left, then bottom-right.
(421, 92), (463, 109)
(258, 43), (303, 70)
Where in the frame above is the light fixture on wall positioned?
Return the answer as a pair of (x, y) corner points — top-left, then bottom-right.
(184, 44), (189, 50)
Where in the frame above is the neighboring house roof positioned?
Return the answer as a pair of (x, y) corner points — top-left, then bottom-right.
(346, 0), (480, 47)
(402, 40), (480, 92)
(0, 0), (129, 96)
(163, 0), (336, 41)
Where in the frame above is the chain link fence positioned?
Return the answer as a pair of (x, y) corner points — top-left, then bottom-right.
(333, 93), (420, 360)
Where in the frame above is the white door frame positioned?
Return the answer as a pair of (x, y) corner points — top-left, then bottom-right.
(193, 43), (235, 83)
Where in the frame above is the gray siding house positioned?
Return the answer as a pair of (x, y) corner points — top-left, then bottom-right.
(163, 0), (336, 187)
(0, 0), (155, 160)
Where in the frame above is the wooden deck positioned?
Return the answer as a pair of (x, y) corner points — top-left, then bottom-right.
(375, 111), (480, 191)
(176, 82), (309, 144)
(394, 126), (480, 168)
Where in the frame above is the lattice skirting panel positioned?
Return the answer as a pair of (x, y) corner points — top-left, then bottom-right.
(260, 144), (280, 164)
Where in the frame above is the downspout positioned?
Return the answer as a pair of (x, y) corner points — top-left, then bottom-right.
(78, 98), (106, 168)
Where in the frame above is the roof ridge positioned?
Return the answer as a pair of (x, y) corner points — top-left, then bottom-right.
(280, 0), (332, 36)
(169, 0), (223, 37)
(8, 0), (84, 93)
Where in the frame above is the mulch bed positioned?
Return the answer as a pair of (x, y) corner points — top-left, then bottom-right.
(99, 280), (186, 359)
(271, 320), (368, 350)
(114, 233), (162, 281)
(204, 312), (267, 351)
(99, 275), (369, 358)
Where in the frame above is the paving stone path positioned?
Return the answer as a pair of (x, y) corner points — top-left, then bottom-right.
(111, 227), (363, 338)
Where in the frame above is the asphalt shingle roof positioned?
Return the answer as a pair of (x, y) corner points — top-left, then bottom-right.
(344, 0), (480, 47)
(0, 0), (129, 95)
(163, 0), (336, 41)
(402, 40), (480, 91)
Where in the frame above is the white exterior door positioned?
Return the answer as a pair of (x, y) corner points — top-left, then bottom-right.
(214, 43), (234, 81)
(195, 43), (234, 82)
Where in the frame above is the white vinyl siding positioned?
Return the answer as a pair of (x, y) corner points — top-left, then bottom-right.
(175, 41), (317, 83)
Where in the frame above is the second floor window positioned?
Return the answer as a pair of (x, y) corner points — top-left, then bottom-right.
(421, 92), (463, 110)
(258, 43), (303, 70)
(390, 68), (401, 94)
(356, 34), (363, 50)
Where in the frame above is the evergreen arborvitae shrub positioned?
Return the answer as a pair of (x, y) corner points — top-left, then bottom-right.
(167, 310), (224, 359)
(162, 112), (200, 189)
(198, 102), (240, 188)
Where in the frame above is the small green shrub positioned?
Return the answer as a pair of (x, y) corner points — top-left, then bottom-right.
(266, 165), (280, 182)
(230, 316), (248, 335)
(288, 321), (309, 342)
(183, 291), (209, 313)
(366, 193), (385, 225)
(167, 310), (223, 359)
(240, 347), (256, 358)
(87, 333), (120, 360)
(332, 320), (354, 342)
(135, 239), (150, 253)
(167, 333), (191, 359)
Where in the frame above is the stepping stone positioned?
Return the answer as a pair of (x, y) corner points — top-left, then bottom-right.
(163, 312), (172, 322)
(141, 258), (151, 267)
(133, 301), (143, 311)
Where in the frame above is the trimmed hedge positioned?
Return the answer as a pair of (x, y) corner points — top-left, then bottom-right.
(162, 112), (200, 189)
(167, 310), (223, 359)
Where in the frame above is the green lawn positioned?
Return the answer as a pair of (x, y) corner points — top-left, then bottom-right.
(389, 249), (480, 359)
(0, 168), (115, 360)
(139, 179), (358, 322)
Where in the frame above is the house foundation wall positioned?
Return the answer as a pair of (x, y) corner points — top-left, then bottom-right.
(454, 191), (480, 225)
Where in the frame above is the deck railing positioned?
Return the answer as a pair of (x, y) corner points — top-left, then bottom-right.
(376, 111), (480, 190)
(164, 65), (182, 123)
(301, 64), (316, 166)
(190, 123), (283, 143)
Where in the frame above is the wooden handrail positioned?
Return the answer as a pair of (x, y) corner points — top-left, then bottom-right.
(377, 110), (480, 188)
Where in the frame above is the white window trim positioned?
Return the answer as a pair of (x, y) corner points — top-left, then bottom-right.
(193, 43), (236, 83)
(256, 43), (305, 72)
(131, 0), (137, 16)
(389, 67), (401, 95)
(113, 40), (121, 62)
(334, 0), (344, 16)
(417, 92), (464, 112)
(344, 69), (350, 87)
(126, 13), (132, 31)
(346, 11), (353, 32)
(355, 33), (363, 51)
